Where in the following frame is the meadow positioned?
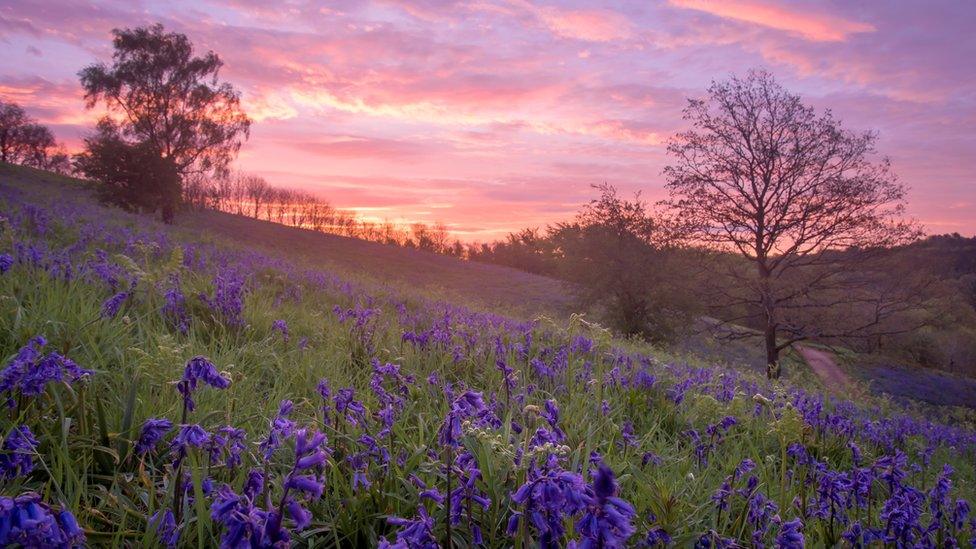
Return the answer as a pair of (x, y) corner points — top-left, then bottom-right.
(1, 166), (975, 547)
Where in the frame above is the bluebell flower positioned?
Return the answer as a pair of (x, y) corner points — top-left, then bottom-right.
(135, 418), (174, 455)
(0, 336), (92, 407)
(619, 421), (638, 448)
(334, 387), (367, 428)
(171, 424), (210, 451)
(576, 463), (637, 548)
(272, 319), (289, 342)
(381, 505), (438, 549)
(261, 400), (296, 459)
(162, 281), (189, 335)
(0, 425), (39, 479)
(199, 270), (246, 327)
(643, 526), (672, 547)
(182, 356), (230, 391)
(0, 253), (13, 274)
(775, 518), (804, 548)
(178, 356), (230, 412)
(439, 390), (490, 447)
(642, 452), (663, 467)
(148, 508), (180, 548)
(511, 458), (588, 547)
(207, 426), (247, 469)
(100, 290), (131, 319)
(842, 521), (863, 548)
(952, 498), (970, 530)
(0, 493), (86, 547)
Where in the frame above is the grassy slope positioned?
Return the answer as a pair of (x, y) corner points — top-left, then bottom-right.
(181, 201), (574, 321)
(2, 163), (573, 320)
(6, 163), (974, 408)
(2, 163), (975, 546)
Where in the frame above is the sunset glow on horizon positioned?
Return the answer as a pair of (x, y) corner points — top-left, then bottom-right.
(2, 0), (974, 241)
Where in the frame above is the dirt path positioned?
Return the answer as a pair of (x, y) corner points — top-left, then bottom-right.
(795, 345), (851, 392)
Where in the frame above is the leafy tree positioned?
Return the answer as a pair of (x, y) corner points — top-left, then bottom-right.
(0, 101), (27, 164)
(74, 121), (181, 223)
(0, 100), (62, 169)
(664, 70), (918, 378)
(77, 24), (250, 219)
(550, 184), (693, 341)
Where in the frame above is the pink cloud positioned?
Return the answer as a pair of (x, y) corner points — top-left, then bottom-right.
(535, 7), (633, 42)
(0, 0), (973, 239)
(668, 0), (874, 42)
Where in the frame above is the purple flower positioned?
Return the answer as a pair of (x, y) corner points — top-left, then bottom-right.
(177, 356), (230, 412)
(439, 390), (490, 447)
(511, 458), (588, 547)
(381, 505), (438, 549)
(641, 452), (663, 467)
(0, 493), (86, 547)
(200, 270), (246, 328)
(334, 388), (367, 428)
(775, 518), (804, 548)
(576, 463), (637, 548)
(644, 526), (672, 547)
(210, 475), (269, 547)
(272, 319), (290, 342)
(0, 336), (92, 406)
(952, 499), (970, 530)
(619, 421), (638, 448)
(149, 509), (180, 547)
(0, 425), (39, 479)
(207, 426), (247, 469)
(0, 253), (13, 274)
(182, 356), (230, 390)
(162, 281), (189, 335)
(100, 290), (131, 319)
(260, 400), (296, 459)
(135, 418), (174, 455)
(286, 498), (311, 530)
(171, 424), (210, 451)
(447, 451), (491, 542)
(842, 521), (864, 547)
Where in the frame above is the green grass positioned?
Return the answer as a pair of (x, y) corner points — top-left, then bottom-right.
(1, 164), (974, 547)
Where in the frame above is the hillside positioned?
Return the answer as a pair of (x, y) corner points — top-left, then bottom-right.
(0, 163), (574, 319)
(2, 164), (976, 547)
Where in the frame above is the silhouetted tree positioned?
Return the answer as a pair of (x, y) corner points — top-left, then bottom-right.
(74, 121), (181, 222)
(0, 100), (64, 169)
(550, 184), (692, 340)
(77, 24), (250, 220)
(664, 70), (919, 378)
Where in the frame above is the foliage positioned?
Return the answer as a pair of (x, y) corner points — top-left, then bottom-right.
(78, 23), (250, 179)
(73, 120), (183, 222)
(0, 100), (69, 172)
(76, 23), (250, 221)
(547, 184), (695, 341)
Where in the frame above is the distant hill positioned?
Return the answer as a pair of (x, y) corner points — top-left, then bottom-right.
(0, 162), (574, 319)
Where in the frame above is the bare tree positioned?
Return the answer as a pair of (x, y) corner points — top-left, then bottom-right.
(664, 70), (919, 378)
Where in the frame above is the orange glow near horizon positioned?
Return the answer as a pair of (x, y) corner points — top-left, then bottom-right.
(1, 0), (974, 242)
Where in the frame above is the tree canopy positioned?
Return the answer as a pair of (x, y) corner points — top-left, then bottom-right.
(78, 24), (250, 179)
(76, 24), (250, 222)
(664, 70), (920, 378)
(0, 100), (68, 172)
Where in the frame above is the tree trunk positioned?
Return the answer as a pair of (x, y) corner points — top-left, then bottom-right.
(764, 320), (780, 379)
(758, 258), (781, 379)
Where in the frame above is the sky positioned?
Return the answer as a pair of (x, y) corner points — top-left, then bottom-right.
(1, 0), (974, 241)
